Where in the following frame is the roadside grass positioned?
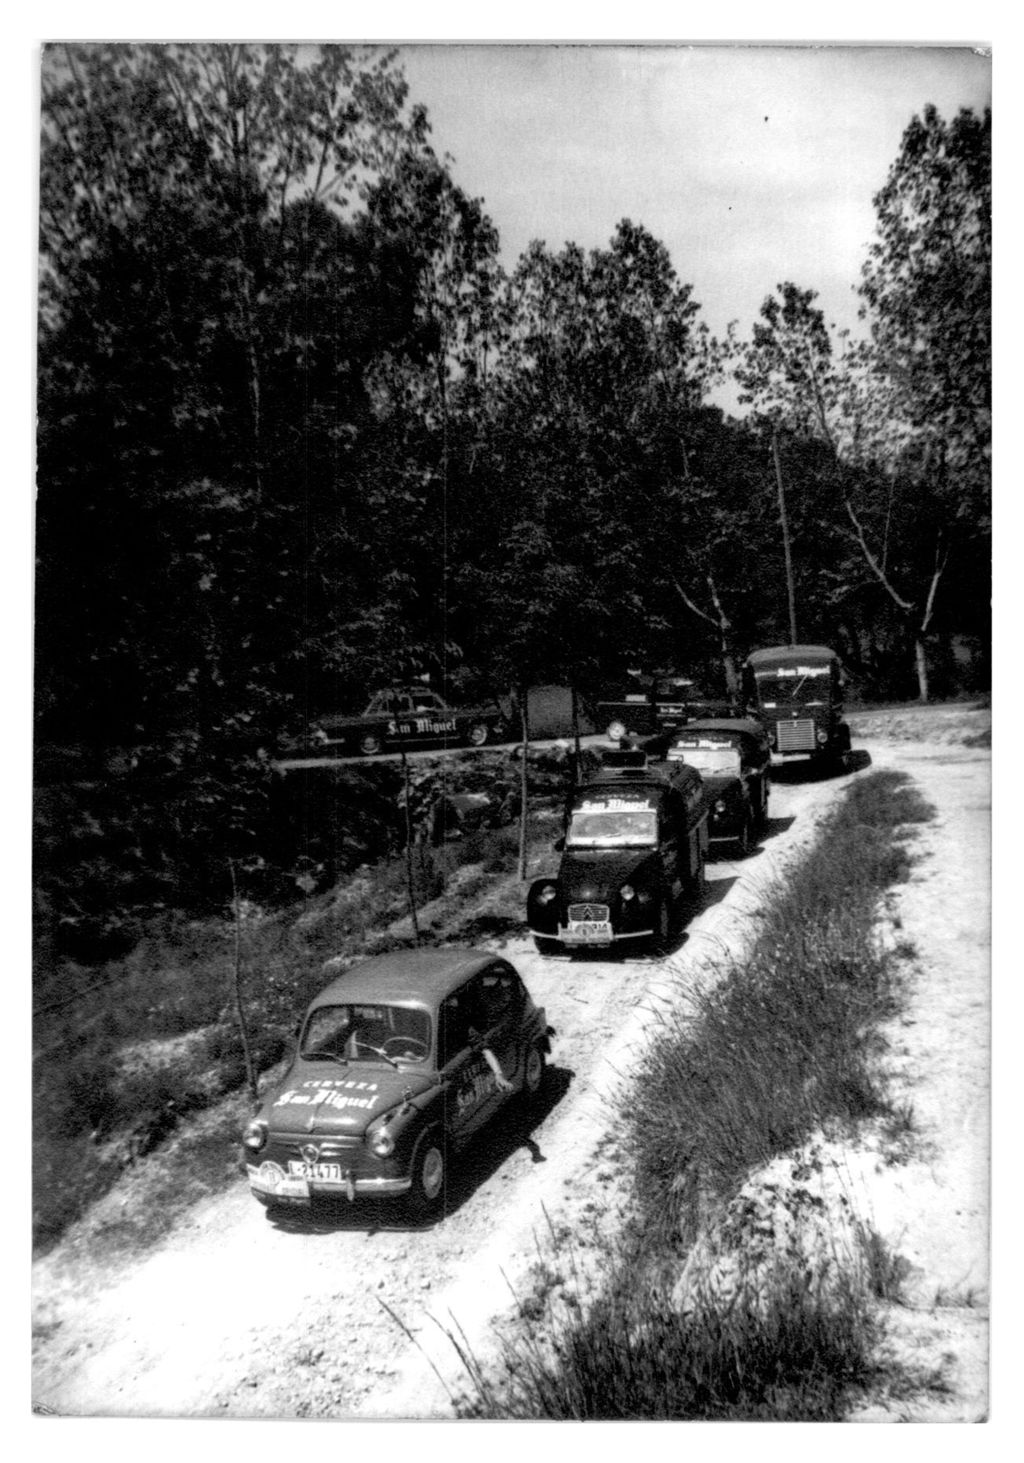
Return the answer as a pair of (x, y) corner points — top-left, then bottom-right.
(452, 769), (936, 1420)
(32, 806), (559, 1254)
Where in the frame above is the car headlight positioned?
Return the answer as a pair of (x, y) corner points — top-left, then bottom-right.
(243, 1118), (268, 1153)
(536, 883), (558, 904)
(620, 883), (635, 901)
(715, 798), (728, 814)
(607, 720), (626, 741)
(816, 729), (828, 745)
(369, 1126), (395, 1158)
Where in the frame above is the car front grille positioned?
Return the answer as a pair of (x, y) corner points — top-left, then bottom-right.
(276, 1135), (364, 1162)
(776, 719), (816, 752)
(567, 903), (610, 922)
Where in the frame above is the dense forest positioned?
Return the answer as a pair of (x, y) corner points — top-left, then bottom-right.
(35, 45), (990, 939)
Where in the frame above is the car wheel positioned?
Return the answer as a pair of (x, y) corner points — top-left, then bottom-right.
(466, 722), (489, 748)
(520, 1041), (546, 1107)
(533, 936), (563, 956)
(358, 732), (383, 756)
(407, 1129), (447, 1217)
(735, 814), (753, 858)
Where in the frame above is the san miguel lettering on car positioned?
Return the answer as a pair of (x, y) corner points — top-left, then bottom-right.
(527, 746), (710, 955)
(307, 685), (507, 757)
(242, 948), (553, 1218)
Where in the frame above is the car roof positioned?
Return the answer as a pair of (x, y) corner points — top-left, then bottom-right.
(746, 644), (838, 669)
(310, 947), (501, 1010)
(678, 718), (768, 741)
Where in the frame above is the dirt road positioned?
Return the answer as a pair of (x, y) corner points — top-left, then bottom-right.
(31, 714), (990, 1420)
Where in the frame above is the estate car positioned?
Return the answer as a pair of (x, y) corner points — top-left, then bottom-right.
(309, 687), (508, 757)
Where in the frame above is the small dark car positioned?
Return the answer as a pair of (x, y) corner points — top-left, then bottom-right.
(243, 949), (552, 1219)
(651, 718), (771, 857)
(527, 749), (709, 955)
(309, 686), (507, 757)
(743, 645), (852, 773)
(597, 670), (740, 742)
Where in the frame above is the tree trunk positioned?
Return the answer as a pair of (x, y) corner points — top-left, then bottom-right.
(399, 741), (421, 943)
(914, 637), (930, 704)
(517, 689), (530, 882)
(228, 860), (259, 1108)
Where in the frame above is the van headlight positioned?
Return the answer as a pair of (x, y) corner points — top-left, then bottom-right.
(536, 883), (558, 905)
(607, 720), (626, 741)
(620, 883), (635, 901)
(243, 1118), (268, 1153)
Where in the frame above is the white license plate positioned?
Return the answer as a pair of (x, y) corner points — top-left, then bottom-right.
(288, 1161), (343, 1182)
(772, 752), (811, 763)
(565, 920), (614, 943)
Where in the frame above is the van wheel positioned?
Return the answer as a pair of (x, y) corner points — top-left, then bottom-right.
(534, 936), (563, 956)
(689, 845), (706, 900)
(407, 1129), (447, 1217)
(651, 897), (672, 954)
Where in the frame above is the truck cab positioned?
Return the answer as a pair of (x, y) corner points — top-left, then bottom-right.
(743, 645), (851, 773)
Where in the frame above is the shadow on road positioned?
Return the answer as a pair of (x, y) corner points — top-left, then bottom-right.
(262, 1065), (574, 1236)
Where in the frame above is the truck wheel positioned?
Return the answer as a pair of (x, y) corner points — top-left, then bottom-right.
(407, 1129), (447, 1218)
(359, 732), (383, 756)
(533, 936), (563, 956)
(466, 722), (489, 747)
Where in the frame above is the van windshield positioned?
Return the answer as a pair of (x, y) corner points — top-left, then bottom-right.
(566, 806), (658, 849)
(669, 745), (741, 776)
(755, 668), (830, 708)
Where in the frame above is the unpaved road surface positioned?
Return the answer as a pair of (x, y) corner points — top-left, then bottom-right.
(32, 713), (990, 1420)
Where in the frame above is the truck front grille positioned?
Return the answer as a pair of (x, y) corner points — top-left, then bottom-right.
(776, 719), (816, 752)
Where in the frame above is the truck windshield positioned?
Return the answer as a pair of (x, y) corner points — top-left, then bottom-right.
(566, 807), (658, 848)
(669, 745), (741, 776)
(755, 668), (830, 707)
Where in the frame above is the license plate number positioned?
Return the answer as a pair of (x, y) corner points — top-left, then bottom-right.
(288, 1161), (343, 1181)
(565, 920), (613, 943)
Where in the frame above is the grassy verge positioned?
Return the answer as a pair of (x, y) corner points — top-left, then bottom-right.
(453, 769), (936, 1420)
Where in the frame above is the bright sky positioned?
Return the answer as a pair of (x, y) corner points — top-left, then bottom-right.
(398, 43), (991, 348)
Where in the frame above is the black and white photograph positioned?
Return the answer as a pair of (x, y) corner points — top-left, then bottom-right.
(29, 22), (994, 1429)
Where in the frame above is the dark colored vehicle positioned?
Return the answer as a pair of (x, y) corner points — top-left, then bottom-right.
(650, 718), (771, 858)
(243, 949), (553, 1218)
(597, 670), (740, 742)
(743, 645), (852, 773)
(527, 748), (709, 955)
(309, 686), (507, 757)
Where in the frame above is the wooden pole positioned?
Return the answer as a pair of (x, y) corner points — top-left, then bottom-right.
(772, 429), (799, 646)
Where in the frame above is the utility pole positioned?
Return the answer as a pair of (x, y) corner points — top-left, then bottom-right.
(772, 429), (799, 646)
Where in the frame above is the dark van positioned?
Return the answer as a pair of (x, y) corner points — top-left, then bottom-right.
(526, 748), (709, 955)
(743, 645), (851, 772)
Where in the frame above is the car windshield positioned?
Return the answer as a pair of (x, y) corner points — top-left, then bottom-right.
(566, 805), (658, 848)
(300, 1003), (432, 1065)
(669, 744), (741, 776)
(755, 668), (830, 707)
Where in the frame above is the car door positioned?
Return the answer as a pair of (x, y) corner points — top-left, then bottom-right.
(437, 987), (493, 1146)
(470, 964), (523, 1113)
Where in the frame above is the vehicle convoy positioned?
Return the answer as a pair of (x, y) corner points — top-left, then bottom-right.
(308, 686), (507, 757)
(527, 747), (709, 955)
(647, 718), (771, 858)
(743, 645), (852, 773)
(243, 949), (552, 1218)
(597, 670), (740, 743)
